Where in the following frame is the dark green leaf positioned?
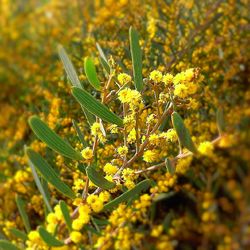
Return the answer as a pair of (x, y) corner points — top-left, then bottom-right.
(103, 179), (151, 211)
(129, 27), (143, 91)
(171, 112), (197, 153)
(38, 226), (64, 247)
(165, 158), (175, 175)
(96, 43), (110, 74)
(153, 191), (176, 202)
(9, 228), (28, 241)
(57, 44), (82, 88)
(0, 240), (19, 250)
(26, 148), (75, 199)
(15, 196), (31, 233)
(29, 116), (83, 160)
(216, 108), (225, 135)
(28, 153), (52, 212)
(84, 57), (101, 90)
(72, 87), (123, 126)
(72, 120), (88, 147)
(59, 201), (72, 231)
(86, 166), (116, 190)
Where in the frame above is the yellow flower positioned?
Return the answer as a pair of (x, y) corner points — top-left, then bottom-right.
(117, 146), (128, 156)
(81, 147), (93, 160)
(117, 73), (131, 85)
(118, 88), (142, 105)
(174, 84), (188, 98)
(103, 163), (118, 175)
(198, 141), (214, 156)
(149, 70), (163, 83)
(143, 149), (159, 163)
(162, 73), (173, 86)
(72, 219), (84, 231)
(91, 122), (101, 136)
(151, 225), (163, 237)
(70, 231), (82, 243)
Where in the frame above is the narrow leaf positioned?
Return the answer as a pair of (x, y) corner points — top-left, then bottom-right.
(26, 148), (75, 199)
(29, 116), (83, 160)
(216, 108), (225, 135)
(38, 226), (64, 247)
(57, 44), (82, 88)
(103, 179), (151, 211)
(96, 43), (110, 74)
(72, 120), (88, 147)
(86, 166), (116, 190)
(84, 57), (101, 90)
(28, 154), (53, 212)
(72, 87), (123, 126)
(171, 112), (197, 153)
(9, 228), (28, 241)
(165, 158), (175, 175)
(59, 201), (72, 231)
(0, 240), (19, 250)
(58, 45), (95, 125)
(129, 27), (143, 91)
(15, 196), (31, 233)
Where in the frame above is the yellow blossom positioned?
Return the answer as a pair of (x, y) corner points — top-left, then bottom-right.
(149, 70), (163, 83)
(198, 141), (214, 156)
(70, 231), (82, 243)
(143, 149), (159, 163)
(81, 147), (93, 160)
(117, 73), (131, 85)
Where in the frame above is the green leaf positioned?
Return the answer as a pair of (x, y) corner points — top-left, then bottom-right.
(72, 87), (123, 126)
(0, 240), (19, 250)
(81, 106), (95, 126)
(72, 120), (88, 147)
(29, 116), (83, 160)
(86, 166), (116, 190)
(165, 158), (175, 175)
(96, 43), (110, 74)
(216, 108), (225, 135)
(103, 179), (151, 211)
(59, 201), (72, 231)
(153, 191), (176, 202)
(15, 196), (31, 233)
(129, 27), (143, 91)
(9, 228), (28, 241)
(58, 45), (95, 126)
(38, 226), (64, 247)
(57, 44), (82, 88)
(171, 112), (197, 153)
(28, 153), (52, 212)
(84, 57), (101, 90)
(26, 148), (75, 199)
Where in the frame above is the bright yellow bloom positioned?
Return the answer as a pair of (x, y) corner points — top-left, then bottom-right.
(72, 219), (84, 231)
(117, 146), (128, 156)
(70, 231), (82, 243)
(143, 149), (159, 163)
(149, 70), (163, 83)
(162, 73), (174, 86)
(118, 88), (142, 105)
(198, 141), (214, 156)
(117, 73), (131, 85)
(81, 147), (93, 160)
(174, 84), (188, 98)
(103, 163), (118, 175)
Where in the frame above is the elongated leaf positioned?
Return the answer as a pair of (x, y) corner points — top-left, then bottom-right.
(84, 57), (101, 90)
(29, 116), (83, 160)
(86, 166), (116, 190)
(38, 226), (64, 247)
(0, 240), (19, 250)
(26, 148), (75, 199)
(129, 27), (143, 91)
(81, 106), (95, 126)
(96, 43), (110, 74)
(165, 158), (175, 175)
(57, 45), (82, 88)
(72, 120), (87, 147)
(216, 108), (225, 135)
(59, 201), (72, 231)
(103, 179), (151, 211)
(72, 87), (123, 126)
(171, 112), (197, 153)
(15, 196), (31, 233)
(28, 155), (52, 212)
(58, 45), (95, 126)
(9, 228), (28, 241)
